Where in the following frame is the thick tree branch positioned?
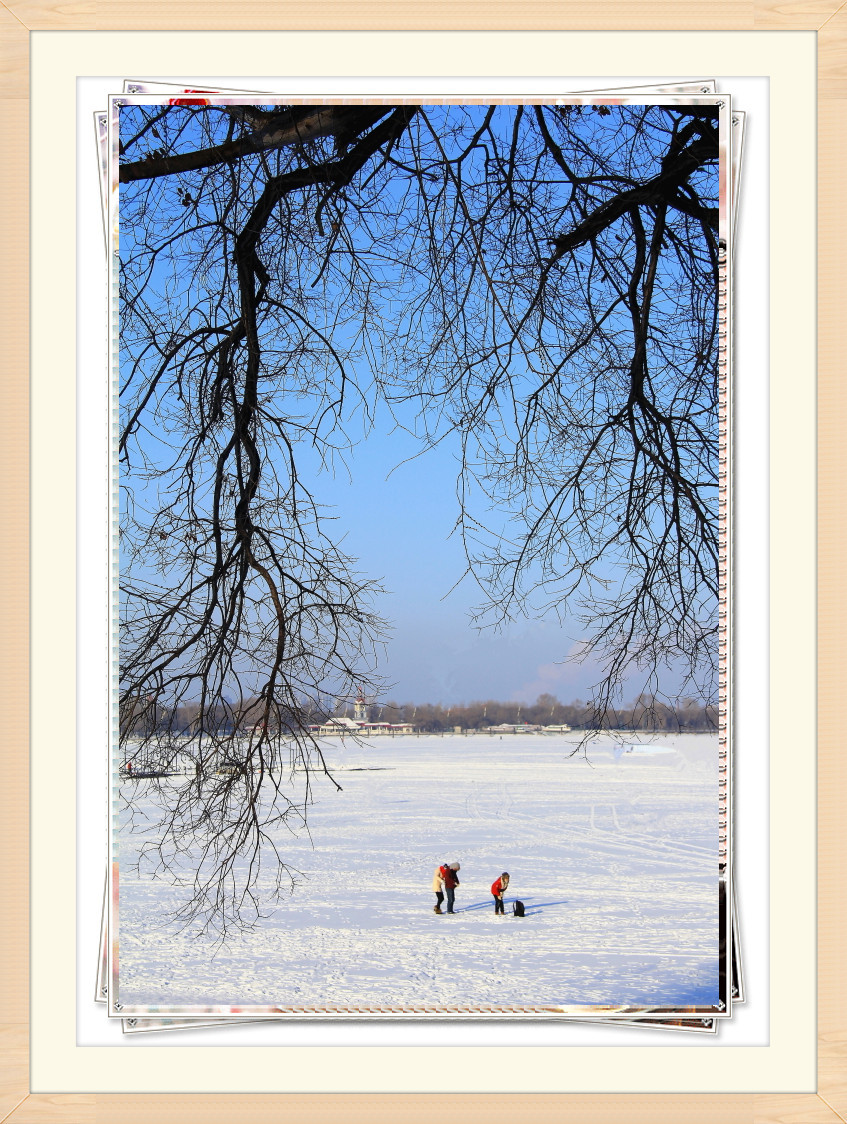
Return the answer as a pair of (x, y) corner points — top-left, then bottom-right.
(119, 105), (396, 184)
(548, 132), (717, 260)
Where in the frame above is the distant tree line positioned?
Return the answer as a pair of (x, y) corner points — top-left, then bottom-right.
(121, 696), (311, 738)
(352, 693), (716, 733)
(123, 691), (715, 738)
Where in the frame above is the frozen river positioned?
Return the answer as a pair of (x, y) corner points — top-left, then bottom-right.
(115, 732), (719, 1013)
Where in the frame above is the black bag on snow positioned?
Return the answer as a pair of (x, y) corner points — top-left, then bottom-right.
(512, 900), (525, 917)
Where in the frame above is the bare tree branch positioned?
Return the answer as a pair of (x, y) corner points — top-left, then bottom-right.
(119, 104), (398, 183)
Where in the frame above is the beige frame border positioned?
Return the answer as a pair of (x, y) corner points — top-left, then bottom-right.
(1, 7), (837, 1122)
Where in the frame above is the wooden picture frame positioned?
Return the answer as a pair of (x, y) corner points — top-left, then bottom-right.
(1, 7), (839, 1121)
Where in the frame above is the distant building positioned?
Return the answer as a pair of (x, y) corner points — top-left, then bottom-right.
(308, 716), (362, 736)
(482, 723), (545, 734)
(358, 721), (418, 735)
(353, 687), (368, 723)
(308, 716), (417, 737)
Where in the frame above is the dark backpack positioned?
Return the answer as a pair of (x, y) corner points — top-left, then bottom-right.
(512, 900), (525, 917)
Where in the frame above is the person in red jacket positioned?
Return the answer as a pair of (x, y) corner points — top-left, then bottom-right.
(442, 862), (461, 913)
(491, 872), (510, 915)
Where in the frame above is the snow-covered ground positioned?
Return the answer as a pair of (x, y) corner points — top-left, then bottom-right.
(116, 733), (719, 1012)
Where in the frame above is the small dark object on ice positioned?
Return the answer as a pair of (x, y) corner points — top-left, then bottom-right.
(512, 900), (525, 917)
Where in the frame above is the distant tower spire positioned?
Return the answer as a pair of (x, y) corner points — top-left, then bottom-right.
(354, 685), (367, 723)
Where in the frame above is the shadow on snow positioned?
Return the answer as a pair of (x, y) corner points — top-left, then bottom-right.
(455, 897), (569, 916)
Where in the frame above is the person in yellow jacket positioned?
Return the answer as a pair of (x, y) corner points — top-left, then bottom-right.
(431, 861), (461, 913)
(431, 864), (446, 913)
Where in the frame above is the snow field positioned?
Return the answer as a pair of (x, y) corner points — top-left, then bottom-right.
(116, 733), (719, 1011)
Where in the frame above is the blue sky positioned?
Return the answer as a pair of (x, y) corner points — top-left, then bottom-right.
(301, 401), (612, 706)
